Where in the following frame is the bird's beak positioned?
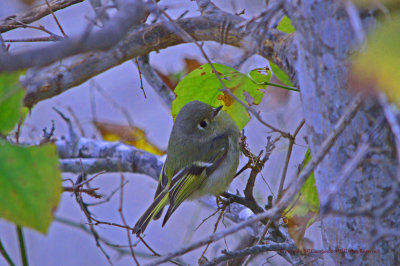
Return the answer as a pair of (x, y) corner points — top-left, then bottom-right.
(212, 105), (223, 118)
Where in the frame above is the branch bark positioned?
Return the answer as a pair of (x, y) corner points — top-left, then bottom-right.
(56, 136), (163, 179)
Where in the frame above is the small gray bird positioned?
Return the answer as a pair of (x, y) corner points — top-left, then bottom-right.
(133, 100), (240, 235)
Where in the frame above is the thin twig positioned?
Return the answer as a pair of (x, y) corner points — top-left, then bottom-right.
(276, 119), (305, 200)
(134, 57), (147, 99)
(242, 136), (279, 215)
(8, 19), (64, 40)
(91, 80), (135, 126)
(137, 55), (174, 109)
(0, 237), (15, 266)
(3, 37), (62, 43)
(0, 0), (84, 33)
(117, 158), (139, 265)
(63, 186), (101, 198)
(199, 202), (228, 263)
(242, 219), (273, 265)
(136, 236), (182, 266)
(45, 0), (68, 37)
(73, 175), (114, 265)
(86, 181), (129, 206)
(65, 106), (86, 137)
(54, 216), (142, 255)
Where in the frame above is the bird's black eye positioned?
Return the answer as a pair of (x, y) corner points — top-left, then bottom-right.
(199, 120), (208, 128)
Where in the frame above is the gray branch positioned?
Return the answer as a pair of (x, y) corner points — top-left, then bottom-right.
(136, 55), (175, 110)
(18, 13), (288, 108)
(56, 136), (163, 179)
(204, 243), (297, 266)
(0, 0), (146, 73)
(0, 0), (85, 33)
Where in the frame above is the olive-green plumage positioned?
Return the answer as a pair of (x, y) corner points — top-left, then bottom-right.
(132, 101), (240, 235)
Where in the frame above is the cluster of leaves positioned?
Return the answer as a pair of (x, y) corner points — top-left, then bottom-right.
(0, 72), (61, 234)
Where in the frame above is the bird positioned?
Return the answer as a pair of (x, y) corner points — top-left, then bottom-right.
(132, 100), (240, 236)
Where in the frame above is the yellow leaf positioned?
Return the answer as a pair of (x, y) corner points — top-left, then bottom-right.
(94, 121), (165, 156)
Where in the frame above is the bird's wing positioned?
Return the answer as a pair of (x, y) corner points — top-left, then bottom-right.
(162, 136), (229, 226)
(152, 163), (168, 220)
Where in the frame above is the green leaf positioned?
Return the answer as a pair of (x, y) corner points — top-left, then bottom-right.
(270, 16), (295, 87)
(351, 14), (400, 105)
(277, 16), (296, 34)
(172, 64), (270, 130)
(270, 62), (293, 87)
(0, 72), (25, 135)
(283, 149), (319, 249)
(0, 141), (62, 233)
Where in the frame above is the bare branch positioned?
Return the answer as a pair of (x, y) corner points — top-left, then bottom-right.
(20, 14), (288, 108)
(0, 0), (147, 73)
(276, 119), (305, 200)
(0, 0), (85, 33)
(137, 55), (174, 110)
(57, 137), (163, 179)
(203, 243), (296, 266)
(117, 170), (139, 265)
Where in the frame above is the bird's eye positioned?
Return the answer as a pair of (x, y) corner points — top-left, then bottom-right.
(199, 120), (208, 128)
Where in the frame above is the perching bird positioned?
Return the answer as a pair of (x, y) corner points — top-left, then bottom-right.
(132, 100), (240, 235)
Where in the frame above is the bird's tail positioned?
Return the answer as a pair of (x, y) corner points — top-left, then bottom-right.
(132, 190), (169, 236)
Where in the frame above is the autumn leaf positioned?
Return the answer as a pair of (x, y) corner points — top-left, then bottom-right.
(94, 121), (165, 156)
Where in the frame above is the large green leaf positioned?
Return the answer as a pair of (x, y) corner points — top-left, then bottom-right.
(172, 64), (270, 130)
(283, 149), (319, 249)
(0, 141), (61, 233)
(0, 72), (25, 135)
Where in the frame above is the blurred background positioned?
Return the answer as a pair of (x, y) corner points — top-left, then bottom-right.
(0, 0), (318, 265)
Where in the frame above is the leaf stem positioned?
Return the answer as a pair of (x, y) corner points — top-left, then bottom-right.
(263, 82), (299, 92)
(16, 226), (28, 266)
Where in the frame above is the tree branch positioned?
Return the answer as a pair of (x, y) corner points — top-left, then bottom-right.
(203, 243), (296, 266)
(0, 0), (85, 33)
(0, 0), (147, 73)
(18, 14), (289, 108)
(56, 137), (163, 180)
(137, 55), (174, 109)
